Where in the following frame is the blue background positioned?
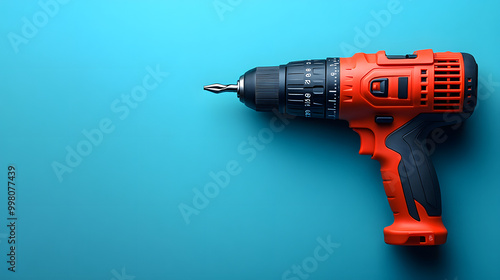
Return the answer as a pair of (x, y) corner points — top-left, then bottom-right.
(0, 0), (499, 279)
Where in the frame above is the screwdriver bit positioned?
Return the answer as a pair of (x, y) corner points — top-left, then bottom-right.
(204, 83), (238, 94)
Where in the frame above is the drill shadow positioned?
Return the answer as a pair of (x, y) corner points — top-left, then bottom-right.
(251, 112), (381, 191)
(253, 112), (358, 148)
(392, 245), (451, 276)
(252, 112), (472, 157)
(427, 122), (473, 188)
(431, 122), (470, 154)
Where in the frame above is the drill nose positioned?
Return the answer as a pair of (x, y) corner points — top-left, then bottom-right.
(204, 66), (284, 112)
(203, 83), (238, 93)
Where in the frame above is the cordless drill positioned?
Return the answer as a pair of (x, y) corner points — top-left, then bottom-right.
(204, 49), (478, 245)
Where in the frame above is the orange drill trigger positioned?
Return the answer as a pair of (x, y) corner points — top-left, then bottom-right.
(353, 128), (375, 156)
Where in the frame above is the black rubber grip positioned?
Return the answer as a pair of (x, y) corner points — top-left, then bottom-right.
(385, 114), (448, 221)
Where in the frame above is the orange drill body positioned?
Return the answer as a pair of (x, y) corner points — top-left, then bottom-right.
(205, 49), (478, 245)
(338, 49), (476, 245)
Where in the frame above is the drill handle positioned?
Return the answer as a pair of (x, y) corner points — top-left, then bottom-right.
(355, 114), (455, 245)
(383, 114), (451, 245)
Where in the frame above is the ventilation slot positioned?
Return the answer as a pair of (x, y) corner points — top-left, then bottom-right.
(433, 59), (462, 111)
(420, 68), (428, 106)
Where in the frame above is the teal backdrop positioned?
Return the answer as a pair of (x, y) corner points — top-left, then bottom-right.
(0, 0), (499, 279)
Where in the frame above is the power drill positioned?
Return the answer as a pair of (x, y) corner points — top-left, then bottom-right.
(204, 49), (478, 245)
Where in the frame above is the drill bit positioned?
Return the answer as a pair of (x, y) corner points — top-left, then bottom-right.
(204, 83), (238, 94)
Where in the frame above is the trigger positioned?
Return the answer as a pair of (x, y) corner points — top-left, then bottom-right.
(353, 128), (375, 156)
